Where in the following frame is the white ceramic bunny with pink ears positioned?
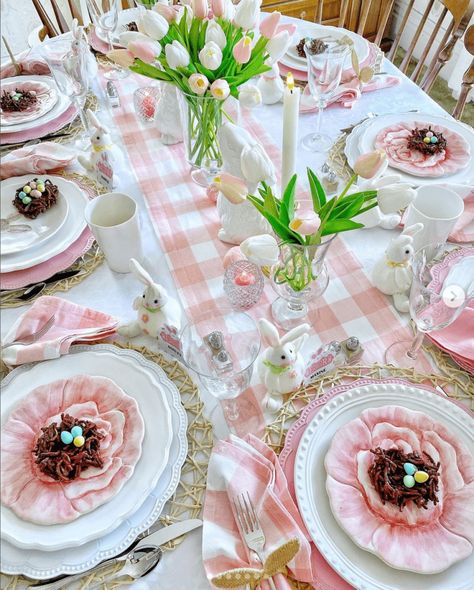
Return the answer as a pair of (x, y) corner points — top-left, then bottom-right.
(372, 223), (424, 312)
(78, 109), (115, 189)
(118, 258), (181, 339)
(258, 319), (310, 412)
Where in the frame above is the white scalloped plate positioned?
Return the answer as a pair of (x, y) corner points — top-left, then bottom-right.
(294, 383), (474, 590)
(0, 345), (188, 579)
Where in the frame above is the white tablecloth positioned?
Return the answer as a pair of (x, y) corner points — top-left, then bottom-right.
(0, 16), (457, 589)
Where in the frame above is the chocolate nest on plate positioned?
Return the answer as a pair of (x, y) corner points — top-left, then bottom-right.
(33, 413), (104, 482)
(407, 126), (447, 155)
(13, 178), (58, 220)
(0, 88), (38, 112)
(368, 447), (440, 511)
(296, 37), (328, 58)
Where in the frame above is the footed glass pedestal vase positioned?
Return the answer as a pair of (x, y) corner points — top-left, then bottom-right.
(270, 236), (335, 330)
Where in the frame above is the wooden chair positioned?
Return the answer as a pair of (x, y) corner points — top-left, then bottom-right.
(313, 1), (474, 92)
(452, 25), (474, 120)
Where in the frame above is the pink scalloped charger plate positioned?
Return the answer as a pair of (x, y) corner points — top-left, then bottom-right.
(374, 121), (471, 177)
(279, 378), (474, 586)
(0, 374), (144, 525)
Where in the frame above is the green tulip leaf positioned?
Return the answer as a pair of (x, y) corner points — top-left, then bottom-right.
(307, 167), (326, 211)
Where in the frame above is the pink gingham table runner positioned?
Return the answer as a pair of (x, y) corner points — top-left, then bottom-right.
(107, 74), (414, 434)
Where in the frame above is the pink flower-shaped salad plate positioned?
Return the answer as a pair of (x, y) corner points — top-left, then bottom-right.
(0, 78), (58, 126)
(293, 380), (474, 590)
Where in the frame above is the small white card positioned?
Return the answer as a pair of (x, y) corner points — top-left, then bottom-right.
(94, 151), (114, 190)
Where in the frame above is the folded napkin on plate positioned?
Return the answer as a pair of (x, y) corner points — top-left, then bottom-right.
(203, 434), (313, 590)
(427, 302), (474, 363)
(1, 58), (49, 79)
(300, 75), (400, 111)
(2, 296), (118, 366)
(0, 142), (77, 180)
(451, 191), (474, 243)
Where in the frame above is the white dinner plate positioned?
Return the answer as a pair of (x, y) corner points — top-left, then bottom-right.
(346, 112), (474, 185)
(96, 8), (142, 47)
(1, 177), (69, 255)
(280, 24), (369, 73)
(0, 175), (88, 273)
(0, 76), (71, 135)
(294, 382), (474, 590)
(0, 345), (187, 578)
(0, 78), (58, 126)
(1, 349), (173, 552)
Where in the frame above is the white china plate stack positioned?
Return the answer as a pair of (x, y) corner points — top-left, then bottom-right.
(0, 175), (89, 274)
(0, 345), (188, 579)
(344, 112), (474, 186)
(294, 382), (474, 590)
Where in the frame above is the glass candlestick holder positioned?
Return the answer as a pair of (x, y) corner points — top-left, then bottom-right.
(134, 86), (160, 123)
(224, 260), (264, 310)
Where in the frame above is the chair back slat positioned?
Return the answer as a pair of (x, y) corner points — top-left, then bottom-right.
(51, 0), (70, 34)
(68, 0), (84, 25)
(399, 0), (436, 73)
(374, 0), (396, 47)
(338, 0), (350, 28)
(387, 0), (415, 60)
(32, 0), (60, 37)
(452, 25), (474, 119)
(411, 7), (448, 82)
(356, 0), (372, 37)
(315, 0), (324, 24)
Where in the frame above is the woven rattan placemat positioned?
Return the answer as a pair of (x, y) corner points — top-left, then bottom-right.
(1, 341), (213, 590)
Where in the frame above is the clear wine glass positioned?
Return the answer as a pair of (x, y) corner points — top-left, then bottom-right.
(41, 37), (90, 134)
(180, 309), (261, 435)
(87, 0), (129, 80)
(302, 41), (350, 152)
(385, 244), (472, 370)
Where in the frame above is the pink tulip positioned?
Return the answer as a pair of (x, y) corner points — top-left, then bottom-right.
(259, 12), (280, 39)
(107, 49), (134, 68)
(211, 0), (225, 17)
(213, 172), (248, 204)
(353, 150), (388, 179)
(233, 35), (252, 64)
(153, 3), (178, 22)
(210, 79), (230, 100)
(289, 209), (321, 236)
(128, 40), (159, 64)
(276, 23), (297, 37)
(192, 0), (209, 19)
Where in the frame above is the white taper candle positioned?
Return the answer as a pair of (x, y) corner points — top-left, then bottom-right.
(281, 72), (300, 192)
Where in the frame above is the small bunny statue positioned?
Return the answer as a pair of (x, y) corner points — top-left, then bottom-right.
(77, 109), (114, 189)
(71, 18), (98, 80)
(372, 223), (424, 312)
(258, 319), (310, 412)
(118, 258), (181, 339)
(154, 84), (183, 145)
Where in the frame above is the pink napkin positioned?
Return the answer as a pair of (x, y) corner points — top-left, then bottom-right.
(0, 58), (49, 79)
(0, 142), (76, 180)
(300, 75), (401, 111)
(427, 302), (474, 365)
(203, 434), (313, 590)
(2, 296), (118, 366)
(451, 190), (474, 243)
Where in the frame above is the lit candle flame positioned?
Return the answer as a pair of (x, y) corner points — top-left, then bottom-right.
(286, 72), (294, 92)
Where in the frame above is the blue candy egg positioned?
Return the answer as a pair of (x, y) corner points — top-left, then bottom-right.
(71, 425), (83, 438)
(19, 191), (26, 199)
(403, 462), (417, 476)
(61, 431), (73, 445)
(403, 475), (415, 488)
(430, 136), (438, 144)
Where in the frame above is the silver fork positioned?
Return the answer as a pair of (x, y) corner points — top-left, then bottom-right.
(2, 315), (55, 350)
(234, 492), (278, 590)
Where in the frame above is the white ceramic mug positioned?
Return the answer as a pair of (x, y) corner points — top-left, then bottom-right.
(85, 192), (142, 273)
(404, 186), (464, 251)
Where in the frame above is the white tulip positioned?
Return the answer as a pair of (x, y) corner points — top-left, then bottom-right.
(138, 10), (169, 40)
(199, 41), (222, 70)
(377, 184), (416, 214)
(165, 40), (190, 69)
(119, 31), (153, 46)
(240, 234), (279, 266)
(266, 30), (290, 64)
(241, 143), (274, 185)
(221, 0), (235, 20)
(233, 0), (261, 30)
(205, 21), (226, 50)
(238, 84), (262, 108)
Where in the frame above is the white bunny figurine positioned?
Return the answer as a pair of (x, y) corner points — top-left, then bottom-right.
(372, 223), (424, 313)
(71, 18), (98, 80)
(118, 258), (181, 338)
(258, 319), (310, 412)
(78, 109), (114, 188)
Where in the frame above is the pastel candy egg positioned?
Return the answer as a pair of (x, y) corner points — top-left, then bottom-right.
(9, 91), (16, 97)
(22, 196), (32, 204)
(71, 425), (83, 438)
(30, 189), (41, 198)
(73, 435), (85, 447)
(29, 181), (37, 189)
(403, 475), (415, 488)
(423, 137), (431, 144)
(23, 185), (31, 194)
(430, 136), (438, 144)
(37, 183), (45, 193)
(18, 191), (26, 199)
(30, 90), (36, 96)
(414, 470), (429, 483)
(61, 431), (74, 445)
(12, 95), (20, 101)
(403, 462), (417, 475)
(426, 131), (433, 137)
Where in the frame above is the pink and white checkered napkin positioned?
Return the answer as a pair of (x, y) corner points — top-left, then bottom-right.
(203, 434), (314, 590)
(2, 296), (118, 366)
(0, 142), (76, 180)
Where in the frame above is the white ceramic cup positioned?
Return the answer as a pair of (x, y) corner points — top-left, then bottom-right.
(85, 192), (142, 273)
(404, 185), (464, 251)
